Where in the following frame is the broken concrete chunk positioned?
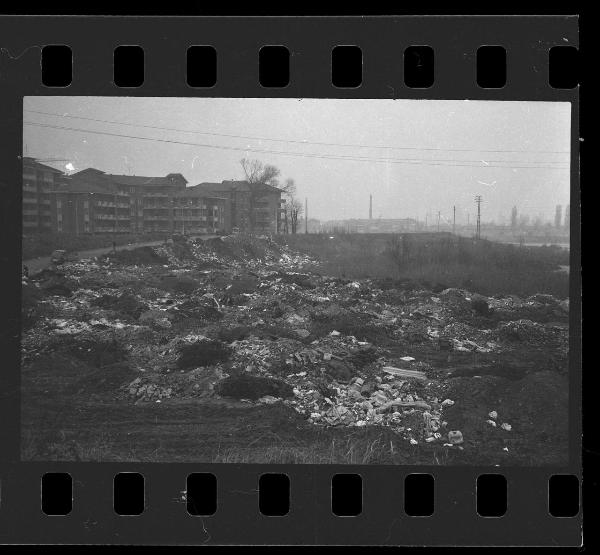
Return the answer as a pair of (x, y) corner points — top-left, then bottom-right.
(447, 430), (464, 445)
(382, 366), (427, 381)
(293, 328), (311, 339)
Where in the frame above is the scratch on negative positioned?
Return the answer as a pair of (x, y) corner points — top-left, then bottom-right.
(0, 45), (42, 61)
(200, 517), (212, 544)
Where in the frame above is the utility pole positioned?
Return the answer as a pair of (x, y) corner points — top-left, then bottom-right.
(453, 205), (456, 234)
(369, 194), (372, 220)
(474, 195), (483, 240)
(305, 197), (308, 234)
(437, 211), (441, 233)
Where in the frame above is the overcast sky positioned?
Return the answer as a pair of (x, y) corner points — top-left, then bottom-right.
(23, 97), (571, 223)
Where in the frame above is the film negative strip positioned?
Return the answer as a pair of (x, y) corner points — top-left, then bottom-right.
(0, 15), (582, 546)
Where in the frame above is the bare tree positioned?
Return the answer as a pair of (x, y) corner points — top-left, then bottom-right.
(283, 177), (297, 197)
(289, 197), (303, 234)
(240, 158), (281, 188)
(282, 201), (290, 234)
(239, 159), (299, 234)
(239, 159), (283, 233)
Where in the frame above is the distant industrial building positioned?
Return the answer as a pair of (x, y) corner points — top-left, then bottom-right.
(321, 218), (419, 234)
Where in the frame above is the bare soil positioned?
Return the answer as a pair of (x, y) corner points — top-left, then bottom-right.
(21, 234), (570, 465)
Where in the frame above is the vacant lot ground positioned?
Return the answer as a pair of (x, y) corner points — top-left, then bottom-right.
(21, 233), (571, 465)
(274, 233), (569, 298)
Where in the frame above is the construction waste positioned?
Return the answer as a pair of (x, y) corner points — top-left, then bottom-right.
(22, 234), (569, 452)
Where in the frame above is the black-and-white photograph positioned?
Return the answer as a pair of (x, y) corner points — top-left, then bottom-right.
(21, 96), (571, 465)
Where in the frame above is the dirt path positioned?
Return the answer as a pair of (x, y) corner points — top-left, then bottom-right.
(23, 235), (218, 275)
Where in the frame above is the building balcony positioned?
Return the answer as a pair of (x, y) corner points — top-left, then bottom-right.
(144, 215), (171, 221)
(23, 209), (39, 216)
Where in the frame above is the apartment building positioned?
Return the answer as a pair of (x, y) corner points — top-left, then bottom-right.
(190, 180), (284, 234)
(47, 168), (226, 235)
(23, 163), (283, 236)
(22, 157), (65, 233)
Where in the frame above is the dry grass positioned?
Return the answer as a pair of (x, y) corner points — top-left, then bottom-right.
(275, 233), (569, 298)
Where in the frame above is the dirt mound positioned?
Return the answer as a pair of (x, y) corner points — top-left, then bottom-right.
(91, 293), (147, 320)
(45, 336), (128, 368)
(159, 275), (202, 294)
(24, 352), (136, 397)
(216, 375), (293, 401)
(65, 362), (138, 395)
(442, 370), (568, 464)
(176, 340), (231, 369)
(204, 235), (281, 261)
(218, 326), (251, 343)
(39, 276), (74, 297)
(169, 240), (195, 261)
(499, 371), (568, 444)
(175, 300), (222, 322)
(103, 246), (169, 266)
(274, 272), (316, 289)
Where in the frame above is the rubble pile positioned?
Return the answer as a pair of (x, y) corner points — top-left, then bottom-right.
(21, 235), (570, 453)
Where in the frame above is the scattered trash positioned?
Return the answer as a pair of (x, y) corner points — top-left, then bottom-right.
(21, 234), (569, 456)
(447, 431), (464, 445)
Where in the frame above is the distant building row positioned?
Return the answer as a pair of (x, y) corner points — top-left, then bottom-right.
(22, 158), (284, 235)
(320, 218), (419, 234)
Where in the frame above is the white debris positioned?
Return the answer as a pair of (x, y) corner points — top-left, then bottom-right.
(447, 430), (464, 445)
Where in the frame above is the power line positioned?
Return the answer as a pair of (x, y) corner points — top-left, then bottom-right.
(23, 121), (570, 170)
(24, 109), (571, 156)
